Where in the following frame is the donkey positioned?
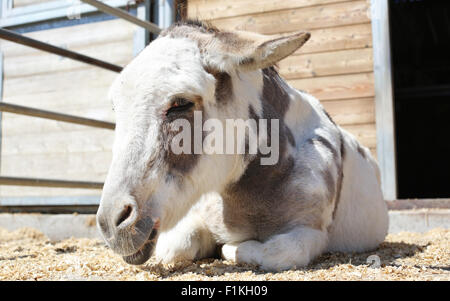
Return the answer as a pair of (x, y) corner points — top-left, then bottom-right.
(96, 20), (389, 271)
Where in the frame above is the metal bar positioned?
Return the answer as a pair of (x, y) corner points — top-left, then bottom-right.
(0, 176), (104, 189)
(133, 4), (147, 56)
(0, 205), (99, 214)
(145, 0), (152, 45)
(155, 0), (174, 29)
(0, 195), (100, 206)
(81, 0), (161, 34)
(0, 0), (129, 28)
(0, 28), (123, 73)
(0, 102), (115, 130)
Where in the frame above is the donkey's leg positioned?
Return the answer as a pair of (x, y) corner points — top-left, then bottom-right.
(222, 226), (328, 271)
(154, 213), (216, 263)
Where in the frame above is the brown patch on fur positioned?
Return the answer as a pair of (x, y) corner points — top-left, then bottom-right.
(248, 105), (259, 122)
(239, 57), (255, 66)
(331, 133), (345, 222)
(223, 155), (296, 240)
(322, 169), (336, 202)
(204, 67), (234, 104)
(162, 96), (204, 177)
(220, 67), (304, 240)
(261, 67), (295, 147)
(307, 134), (341, 205)
(262, 67), (290, 116)
(286, 127), (296, 147)
(307, 132), (345, 230)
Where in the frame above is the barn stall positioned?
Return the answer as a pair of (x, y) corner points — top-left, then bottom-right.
(0, 0), (448, 281)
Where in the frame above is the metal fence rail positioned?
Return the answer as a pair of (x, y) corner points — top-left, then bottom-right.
(0, 2), (162, 195)
(0, 176), (104, 189)
(0, 102), (115, 130)
(0, 28), (123, 73)
(81, 0), (161, 34)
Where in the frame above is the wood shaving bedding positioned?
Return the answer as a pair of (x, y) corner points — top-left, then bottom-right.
(0, 227), (448, 280)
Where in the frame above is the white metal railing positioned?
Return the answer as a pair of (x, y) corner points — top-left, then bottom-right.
(0, 1), (165, 207)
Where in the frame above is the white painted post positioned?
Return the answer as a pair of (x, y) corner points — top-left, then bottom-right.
(133, 3), (148, 56)
(156, 0), (174, 29)
(371, 0), (397, 200)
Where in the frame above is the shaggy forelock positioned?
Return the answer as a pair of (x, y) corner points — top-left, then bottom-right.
(160, 19), (220, 38)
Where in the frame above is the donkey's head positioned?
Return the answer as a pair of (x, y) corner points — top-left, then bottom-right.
(96, 21), (310, 264)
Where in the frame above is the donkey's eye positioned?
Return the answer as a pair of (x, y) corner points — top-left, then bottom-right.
(166, 98), (194, 116)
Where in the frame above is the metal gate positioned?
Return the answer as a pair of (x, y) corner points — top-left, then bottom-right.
(0, 0), (171, 212)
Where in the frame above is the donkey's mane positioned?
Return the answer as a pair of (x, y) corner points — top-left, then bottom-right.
(161, 19), (220, 37)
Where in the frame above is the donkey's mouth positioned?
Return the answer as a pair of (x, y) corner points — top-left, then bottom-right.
(122, 227), (159, 265)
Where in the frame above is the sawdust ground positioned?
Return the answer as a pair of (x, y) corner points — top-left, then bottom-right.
(0, 227), (448, 280)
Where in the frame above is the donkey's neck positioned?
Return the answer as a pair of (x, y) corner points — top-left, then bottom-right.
(258, 67), (318, 136)
(220, 67), (317, 240)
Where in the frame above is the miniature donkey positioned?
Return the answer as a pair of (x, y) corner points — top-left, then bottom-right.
(96, 21), (389, 271)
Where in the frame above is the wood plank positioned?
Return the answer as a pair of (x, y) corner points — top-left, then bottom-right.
(189, 4), (373, 55)
(187, 0), (352, 20)
(3, 67), (118, 97)
(299, 23), (372, 55)
(13, 0), (49, 8)
(2, 106), (115, 136)
(1, 151), (112, 179)
(3, 85), (112, 110)
(289, 72), (374, 101)
(0, 19), (136, 57)
(1, 129), (114, 155)
(0, 152), (110, 197)
(0, 102), (114, 130)
(210, 1), (370, 35)
(322, 97), (375, 126)
(3, 39), (132, 79)
(279, 48), (373, 79)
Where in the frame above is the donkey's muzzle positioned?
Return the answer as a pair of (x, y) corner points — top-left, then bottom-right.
(122, 227), (159, 265)
(97, 199), (158, 260)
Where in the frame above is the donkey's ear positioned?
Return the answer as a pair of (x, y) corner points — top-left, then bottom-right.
(237, 31), (311, 70)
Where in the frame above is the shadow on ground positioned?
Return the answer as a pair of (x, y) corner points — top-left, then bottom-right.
(137, 240), (429, 279)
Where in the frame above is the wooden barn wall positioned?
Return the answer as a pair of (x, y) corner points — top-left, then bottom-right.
(187, 0), (376, 156)
(0, 19), (136, 198)
(13, 0), (49, 8)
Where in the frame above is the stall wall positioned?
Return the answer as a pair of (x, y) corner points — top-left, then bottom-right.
(188, 0), (376, 155)
(0, 18), (136, 199)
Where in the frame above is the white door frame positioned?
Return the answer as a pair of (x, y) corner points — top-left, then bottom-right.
(371, 0), (397, 200)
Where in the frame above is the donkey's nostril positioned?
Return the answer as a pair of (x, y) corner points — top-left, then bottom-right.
(116, 205), (133, 227)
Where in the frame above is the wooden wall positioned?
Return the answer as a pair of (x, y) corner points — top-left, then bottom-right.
(13, 0), (50, 8)
(0, 19), (136, 198)
(187, 0), (376, 156)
